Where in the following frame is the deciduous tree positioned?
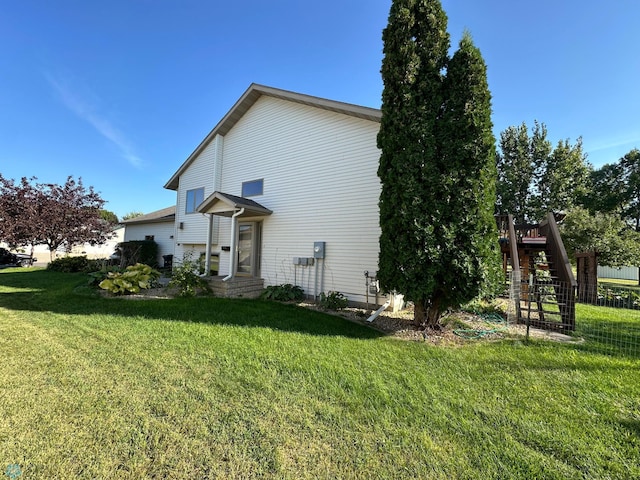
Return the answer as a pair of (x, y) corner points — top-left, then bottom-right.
(122, 211), (144, 221)
(0, 176), (42, 256)
(100, 210), (119, 225)
(560, 207), (640, 267)
(495, 122), (542, 224)
(496, 122), (589, 223)
(581, 162), (625, 215)
(0, 175), (112, 259)
(619, 148), (640, 230)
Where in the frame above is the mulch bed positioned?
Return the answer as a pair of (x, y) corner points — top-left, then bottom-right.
(105, 286), (577, 344)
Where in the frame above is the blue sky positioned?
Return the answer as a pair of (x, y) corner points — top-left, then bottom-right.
(1, 0), (639, 219)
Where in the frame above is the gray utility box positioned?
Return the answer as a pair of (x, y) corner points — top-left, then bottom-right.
(293, 257), (315, 266)
(313, 241), (326, 259)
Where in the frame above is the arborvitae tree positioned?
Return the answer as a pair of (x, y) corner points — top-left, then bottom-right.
(433, 31), (501, 325)
(378, 2), (499, 327)
(377, 0), (450, 327)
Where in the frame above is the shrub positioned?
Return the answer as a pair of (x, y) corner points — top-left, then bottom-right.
(169, 254), (212, 297)
(47, 256), (90, 273)
(261, 284), (305, 302)
(462, 299), (505, 316)
(99, 263), (161, 295)
(85, 258), (110, 273)
(319, 291), (349, 310)
(87, 266), (123, 286)
(116, 241), (159, 268)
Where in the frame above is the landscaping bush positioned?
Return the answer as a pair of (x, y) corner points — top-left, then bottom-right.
(85, 258), (109, 272)
(319, 291), (349, 310)
(99, 263), (161, 295)
(116, 240), (159, 268)
(47, 255), (90, 273)
(597, 284), (640, 309)
(261, 283), (305, 302)
(87, 266), (123, 286)
(169, 254), (212, 297)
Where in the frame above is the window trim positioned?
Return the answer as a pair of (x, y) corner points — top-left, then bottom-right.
(241, 179), (264, 197)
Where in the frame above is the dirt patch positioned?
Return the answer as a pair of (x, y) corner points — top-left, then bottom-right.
(298, 302), (513, 344)
(98, 285), (180, 300)
(301, 302), (583, 345)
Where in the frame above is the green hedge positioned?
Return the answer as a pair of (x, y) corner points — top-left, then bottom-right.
(47, 256), (90, 273)
(117, 241), (159, 268)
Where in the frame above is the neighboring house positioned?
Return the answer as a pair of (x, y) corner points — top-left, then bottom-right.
(121, 206), (176, 267)
(164, 83), (384, 305)
(1, 226), (125, 263)
(67, 225), (125, 259)
(598, 265), (639, 281)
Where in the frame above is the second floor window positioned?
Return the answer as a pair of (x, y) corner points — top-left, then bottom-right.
(186, 187), (204, 214)
(242, 179), (264, 197)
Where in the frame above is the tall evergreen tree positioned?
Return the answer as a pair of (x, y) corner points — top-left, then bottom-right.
(432, 31), (501, 325)
(377, 1), (499, 327)
(377, 0), (450, 327)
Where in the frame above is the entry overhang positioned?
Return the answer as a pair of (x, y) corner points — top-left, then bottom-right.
(197, 191), (272, 217)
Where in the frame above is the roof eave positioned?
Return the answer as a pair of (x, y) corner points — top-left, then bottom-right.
(163, 83), (381, 191)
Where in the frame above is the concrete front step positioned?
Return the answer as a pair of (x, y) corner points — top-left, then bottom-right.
(205, 276), (264, 299)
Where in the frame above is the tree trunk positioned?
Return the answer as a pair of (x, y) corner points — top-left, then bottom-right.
(425, 294), (442, 330)
(413, 296), (442, 329)
(413, 300), (428, 327)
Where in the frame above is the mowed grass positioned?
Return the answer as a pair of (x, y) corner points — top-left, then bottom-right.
(0, 269), (639, 479)
(599, 277), (640, 289)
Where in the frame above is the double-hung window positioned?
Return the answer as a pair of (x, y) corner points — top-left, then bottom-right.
(185, 187), (204, 214)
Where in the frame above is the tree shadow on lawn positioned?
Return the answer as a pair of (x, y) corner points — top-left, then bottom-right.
(0, 269), (384, 340)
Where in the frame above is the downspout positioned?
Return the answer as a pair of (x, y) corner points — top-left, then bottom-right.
(366, 300), (391, 323)
(223, 208), (245, 281)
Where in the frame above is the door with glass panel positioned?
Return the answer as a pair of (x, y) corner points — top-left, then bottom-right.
(237, 222), (260, 276)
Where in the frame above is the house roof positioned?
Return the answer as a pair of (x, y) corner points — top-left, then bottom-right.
(197, 192), (272, 218)
(164, 83), (382, 191)
(121, 206), (176, 225)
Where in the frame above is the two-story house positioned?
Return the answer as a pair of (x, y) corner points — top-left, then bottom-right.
(164, 84), (384, 305)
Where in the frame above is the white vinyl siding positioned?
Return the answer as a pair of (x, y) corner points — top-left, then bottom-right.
(218, 96), (381, 303)
(598, 265), (639, 281)
(175, 135), (223, 247)
(123, 221), (176, 266)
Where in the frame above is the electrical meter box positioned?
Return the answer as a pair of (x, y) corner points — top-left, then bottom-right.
(313, 241), (326, 259)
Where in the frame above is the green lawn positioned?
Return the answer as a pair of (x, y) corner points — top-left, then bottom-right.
(599, 277), (640, 289)
(1, 269), (639, 479)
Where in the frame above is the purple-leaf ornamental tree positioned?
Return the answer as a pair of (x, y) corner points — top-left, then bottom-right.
(0, 175), (113, 260)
